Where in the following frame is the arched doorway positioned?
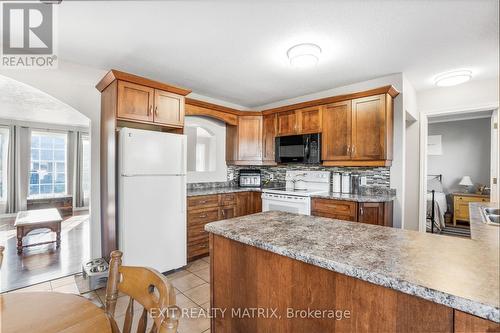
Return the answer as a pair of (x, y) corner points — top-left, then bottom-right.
(0, 75), (92, 292)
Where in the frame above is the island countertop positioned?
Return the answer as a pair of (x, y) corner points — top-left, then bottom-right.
(205, 211), (500, 322)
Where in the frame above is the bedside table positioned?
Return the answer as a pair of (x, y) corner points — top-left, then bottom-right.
(452, 193), (489, 225)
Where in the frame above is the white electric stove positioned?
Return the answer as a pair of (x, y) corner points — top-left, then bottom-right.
(262, 171), (330, 215)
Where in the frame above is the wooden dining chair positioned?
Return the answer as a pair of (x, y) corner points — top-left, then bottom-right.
(104, 251), (180, 333)
(0, 245), (4, 268)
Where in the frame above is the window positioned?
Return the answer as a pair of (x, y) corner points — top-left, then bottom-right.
(81, 133), (91, 206)
(29, 131), (68, 197)
(0, 127), (9, 201)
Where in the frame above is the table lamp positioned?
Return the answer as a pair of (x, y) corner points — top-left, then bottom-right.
(459, 176), (474, 192)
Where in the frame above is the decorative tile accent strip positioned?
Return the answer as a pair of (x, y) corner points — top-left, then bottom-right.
(228, 165), (391, 189)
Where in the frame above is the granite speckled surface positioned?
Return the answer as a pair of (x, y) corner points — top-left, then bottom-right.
(188, 186), (395, 202)
(310, 192), (395, 202)
(205, 211), (500, 322)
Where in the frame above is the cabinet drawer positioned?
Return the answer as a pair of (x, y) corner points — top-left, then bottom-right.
(188, 207), (219, 225)
(188, 224), (209, 243)
(311, 198), (358, 221)
(220, 193), (236, 206)
(187, 195), (219, 210)
(188, 240), (209, 259)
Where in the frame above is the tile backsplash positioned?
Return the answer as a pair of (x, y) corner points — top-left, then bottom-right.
(228, 165), (391, 189)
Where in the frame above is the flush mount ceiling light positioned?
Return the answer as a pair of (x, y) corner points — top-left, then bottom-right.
(434, 70), (472, 87)
(287, 43), (322, 68)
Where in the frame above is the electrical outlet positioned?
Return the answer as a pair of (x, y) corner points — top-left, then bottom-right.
(228, 172), (234, 181)
(361, 176), (367, 186)
(270, 174), (274, 181)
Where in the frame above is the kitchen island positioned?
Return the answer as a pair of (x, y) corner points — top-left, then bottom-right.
(205, 210), (499, 332)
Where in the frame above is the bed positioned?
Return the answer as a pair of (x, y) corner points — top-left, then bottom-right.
(426, 175), (447, 233)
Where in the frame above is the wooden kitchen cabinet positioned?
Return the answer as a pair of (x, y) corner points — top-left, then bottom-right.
(187, 191), (262, 261)
(153, 89), (185, 127)
(117, 81), (154, 122)
(358, 202), (393, 227)
(311, 198), (393, 227)
(276, 110), (297, 136)
(262, 114), (277, 163)
(322, 94), (393, 167)
(297, 106), (322, 134)
(322, 101), (352, 161)
(226, 116), (263, 165)
(276, 107), (322, 137)
(351, 94), (390, 161)
(311, 198), (358, 221)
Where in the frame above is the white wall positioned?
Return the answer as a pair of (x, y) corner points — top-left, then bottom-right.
(0, 61), (107, 258)
(259, 73), (407, 228)
(418, 78), (499, 115)
(185, 116), (228, 183)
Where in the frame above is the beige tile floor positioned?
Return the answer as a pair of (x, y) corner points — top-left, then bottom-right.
(4, 256), (211, 333)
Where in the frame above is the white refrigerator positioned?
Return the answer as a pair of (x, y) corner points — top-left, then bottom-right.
(118, 127), (187, 272)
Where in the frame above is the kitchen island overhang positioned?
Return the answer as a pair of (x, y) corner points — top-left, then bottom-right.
(205, 211), (500, 332)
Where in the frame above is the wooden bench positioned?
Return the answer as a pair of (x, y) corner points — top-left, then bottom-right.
(15, 208), (63, 254)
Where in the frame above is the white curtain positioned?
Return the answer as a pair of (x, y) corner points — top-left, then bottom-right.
(67, 131), (76, 207)
(14, 126), (31, 212)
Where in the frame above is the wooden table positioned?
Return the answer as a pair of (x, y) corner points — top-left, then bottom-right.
(0, 292), (113, 333)
(14, 208), (63, 254)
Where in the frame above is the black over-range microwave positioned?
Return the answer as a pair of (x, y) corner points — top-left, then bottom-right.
(275, 133), (321, 164)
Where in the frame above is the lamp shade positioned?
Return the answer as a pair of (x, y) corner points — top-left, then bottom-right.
(459, 176), (474, 186)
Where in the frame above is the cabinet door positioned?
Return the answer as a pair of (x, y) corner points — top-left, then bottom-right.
(154, 89), (184, 127)
(117, 81), (154, 122)
(220, 205), (237, 220)
(322, 101), (352, 161)
(351, 94), (386, 160)
(236, 192), (252, 217)
(297, 106), (322, 134)
(262, 114), (277, 162)
(238, 116), (262, 161)
(358, 202), (385, 226)
(276, 111), (297, 136)
(250, 191), (262, 214)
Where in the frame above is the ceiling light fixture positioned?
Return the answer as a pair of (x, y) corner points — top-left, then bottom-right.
(287, 43), (321, 68)
(434, 70), (472, 87)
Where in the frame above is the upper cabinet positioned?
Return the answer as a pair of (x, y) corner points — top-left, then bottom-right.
(276, 110), (297, 136)
(321, 101), (352, 161)
(276, 106), (322, 137)
(322, 93), (394, 167)
(97, 69), (191, 129)
(154, 89), (185, 127)
(226, 116), (263, 165)
(262, 114), (277, 163)
(117, 81), (154, 122)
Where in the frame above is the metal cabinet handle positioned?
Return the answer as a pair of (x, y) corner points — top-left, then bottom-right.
(199, 214), (207, 218)
(155, 106), (159, 116)
(199, 200), (207, 204)
(147, 105), (152, 116)
(346, 144), (351, 154)
(360, 207), (364, 215)
(352, 145), (356, 155)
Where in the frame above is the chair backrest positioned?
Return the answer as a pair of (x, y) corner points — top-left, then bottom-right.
(0, 245), (4, 269)
(104, 251), (180, 333)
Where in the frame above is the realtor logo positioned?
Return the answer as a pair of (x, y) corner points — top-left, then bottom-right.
(1, 2), (57, 68)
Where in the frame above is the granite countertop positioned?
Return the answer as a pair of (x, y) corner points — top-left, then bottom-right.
(187, 186), (262, 197)
(205, 211), (500, 322)
(188, 186), (395, 202)
(310, 192), (395, 202)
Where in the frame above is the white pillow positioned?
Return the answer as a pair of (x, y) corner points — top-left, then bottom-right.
(427, 177), (444, 193)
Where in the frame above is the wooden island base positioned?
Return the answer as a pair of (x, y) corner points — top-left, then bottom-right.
(209, 234), (499, 333)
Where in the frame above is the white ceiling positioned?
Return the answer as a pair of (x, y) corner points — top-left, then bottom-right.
(52, 0), (499, 108)
(0, 75), (90, 127)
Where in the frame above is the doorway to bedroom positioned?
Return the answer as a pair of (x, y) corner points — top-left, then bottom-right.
(422, 109), (498, 237)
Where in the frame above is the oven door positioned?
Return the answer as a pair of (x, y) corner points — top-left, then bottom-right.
(261, 193), (311, 215)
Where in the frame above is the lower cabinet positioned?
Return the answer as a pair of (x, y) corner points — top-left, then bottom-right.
(311, 198), (393, 227)
(187, 191), (262, 261)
